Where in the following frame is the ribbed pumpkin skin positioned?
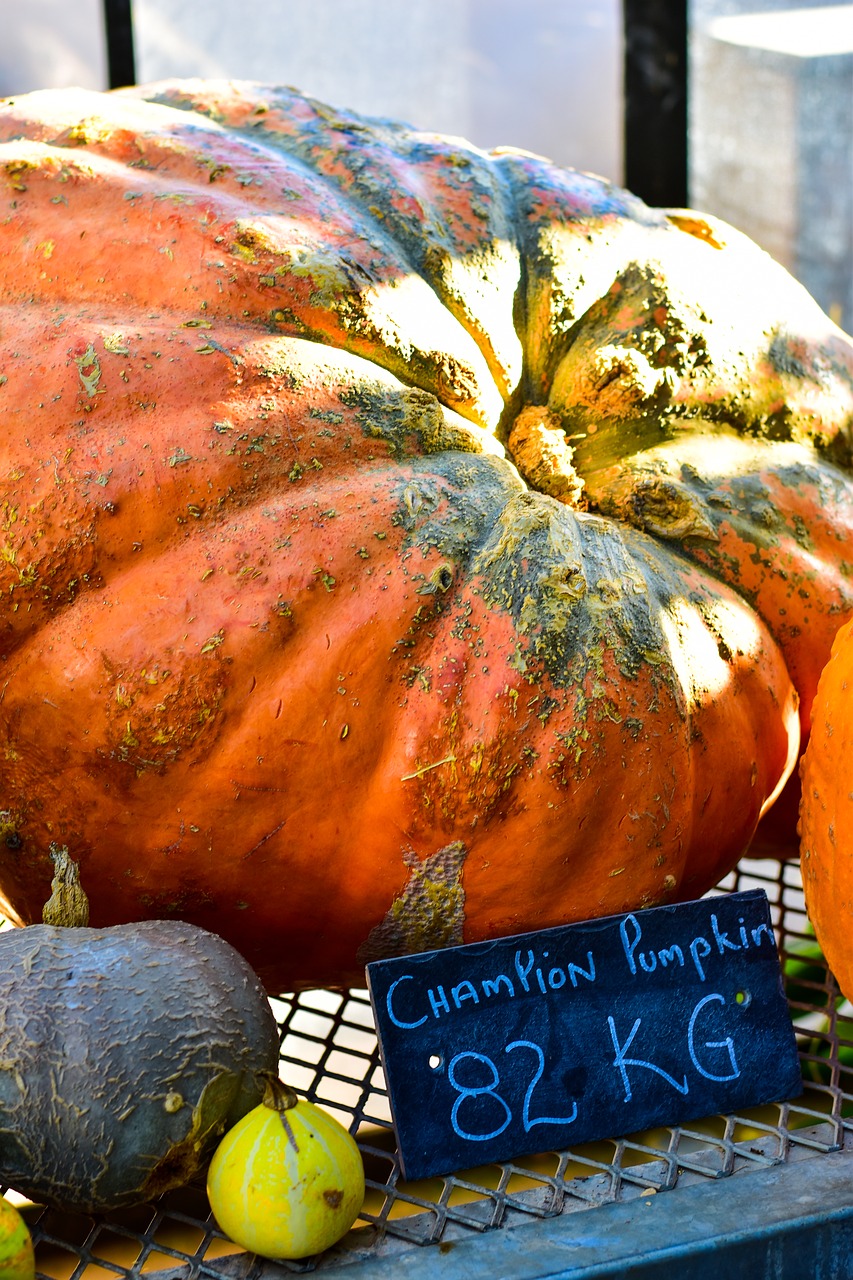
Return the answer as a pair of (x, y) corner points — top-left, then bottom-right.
(0, 81), (851, 991)
(800, 618), (853, 1000)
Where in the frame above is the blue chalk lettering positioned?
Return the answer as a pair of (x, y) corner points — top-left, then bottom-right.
(506, 1040), (578, 1130)
(548, 967), (567, 990)
(620, 913), (642, 975)
(568, 951), (596, 987)
(482, 973), (514, 999)
(447, 1051), (512, 1142)
(687, 993), (740, 1082)
(385, 974), (428, 1030)
(711, 913), (741, 955)
(658, 944), (685, 969)
(751, 923), (774, 947)
(452, 980), (480, 1009)
(515, 948), (535, 993)
(608, 1015), (690, 1103)
(428, 984), (451, 1017)
(689, 934), (711, 981)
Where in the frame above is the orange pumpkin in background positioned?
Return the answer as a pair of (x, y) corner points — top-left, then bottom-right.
(800, 618), (853, 1001)
(0, 80), (851, 991)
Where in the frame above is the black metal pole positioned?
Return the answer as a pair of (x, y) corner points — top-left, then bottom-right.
(104, 0), (136, 89)
(623, 0), (689, 208)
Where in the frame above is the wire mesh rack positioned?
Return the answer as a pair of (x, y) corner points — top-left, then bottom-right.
(9, 854), (853, 1278)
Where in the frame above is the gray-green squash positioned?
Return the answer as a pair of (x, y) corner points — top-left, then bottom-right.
(0, 918), (280, 1213)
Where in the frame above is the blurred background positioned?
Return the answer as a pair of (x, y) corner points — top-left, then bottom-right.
(0, 0), (849, 331)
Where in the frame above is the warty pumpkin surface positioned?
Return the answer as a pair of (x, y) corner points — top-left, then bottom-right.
(799, 617), (853, 1002)
(0, 80), (851, 991)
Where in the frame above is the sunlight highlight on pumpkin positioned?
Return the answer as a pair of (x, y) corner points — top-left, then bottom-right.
(0, 79), (849, 989)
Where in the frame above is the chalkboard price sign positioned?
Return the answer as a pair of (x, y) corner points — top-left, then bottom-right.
(366, 890), (802, 1181)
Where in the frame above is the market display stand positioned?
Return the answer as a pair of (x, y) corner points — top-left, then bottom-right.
(322, 1145), (853, 1279)
(13, 856), (853, 1280)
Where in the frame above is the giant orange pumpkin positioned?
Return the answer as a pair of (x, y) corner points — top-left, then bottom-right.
(0, 81), (851, 991)
(800, 617), (853, 1000)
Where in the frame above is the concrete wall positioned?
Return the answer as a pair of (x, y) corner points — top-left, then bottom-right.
(690, 0), (853, 330)
(132, 0), (623, 180)
(0, 0), (623, 181)
(0, 0), (107, 95)
(1, 1), (848, 329)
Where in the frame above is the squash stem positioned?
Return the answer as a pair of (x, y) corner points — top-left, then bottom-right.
(41, 845), (90, 928)
(260, 1072), (299, 1112)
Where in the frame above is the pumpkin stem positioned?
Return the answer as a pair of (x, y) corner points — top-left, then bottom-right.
(41, 845), (90, 928)
(507, 406), (586, 508)
(259, 1071), (299, 1113)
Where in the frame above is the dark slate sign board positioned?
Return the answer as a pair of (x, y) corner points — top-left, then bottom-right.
(366, 890), (802, 1181)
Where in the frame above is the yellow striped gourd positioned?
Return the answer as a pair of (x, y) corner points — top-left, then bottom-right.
(206, 1075), (364, 1260)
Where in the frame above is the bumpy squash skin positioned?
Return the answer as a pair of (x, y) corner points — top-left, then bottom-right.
(0, 82), (851, 991)
(800, 618), (853, 1000)
(0, 920), (280, 1212)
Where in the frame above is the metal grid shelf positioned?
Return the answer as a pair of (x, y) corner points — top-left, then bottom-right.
(11, 855), (853, 1277)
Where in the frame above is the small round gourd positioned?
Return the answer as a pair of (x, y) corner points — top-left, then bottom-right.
(0, 1197), (34, 1280)
(206, 1075), (365, 1260)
